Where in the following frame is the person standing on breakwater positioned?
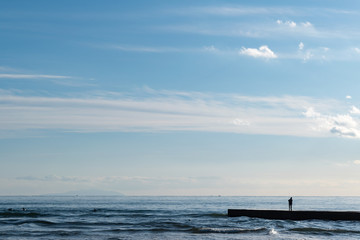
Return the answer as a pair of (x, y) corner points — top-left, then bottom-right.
(288, 197), (293, 211)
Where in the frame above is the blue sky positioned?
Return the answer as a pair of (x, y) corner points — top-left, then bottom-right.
(1, 0), (360, 196)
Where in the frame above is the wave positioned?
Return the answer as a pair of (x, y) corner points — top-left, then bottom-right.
(0, 211), (48, 218)
(51, 230), (82, 237)
(185, 213), (227, 218)
(82, 209), (159, 218)
(106, 226), (267, 234)
(191, 227), (267, 234)
(290, 227), (360, 235)
(1, 208), (227, 220)
(16, 219), (57, 226)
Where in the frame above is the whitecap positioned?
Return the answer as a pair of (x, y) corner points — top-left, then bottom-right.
(269, 228), (278, 235)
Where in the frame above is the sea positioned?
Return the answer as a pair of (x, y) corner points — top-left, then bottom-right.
(1, 196), (360, 239)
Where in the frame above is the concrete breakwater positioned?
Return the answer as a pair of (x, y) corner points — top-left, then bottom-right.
(228, 209), (360, 221)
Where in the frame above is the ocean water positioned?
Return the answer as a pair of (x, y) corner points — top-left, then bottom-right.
(1, 196), (360, 239)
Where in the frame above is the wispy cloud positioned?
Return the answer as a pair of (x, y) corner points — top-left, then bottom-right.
(0, 88), (359, 138)
(336, 159), (360, 167)
(0, 67), (73, 81)
(273, 19), (328, 40)
(103, 42), (360, 62)
(161, 6), (360, 42)
(203, 45), (219, 53)
(90, 44), (238, 55)
(0, 72), (94, 87)
(168, 6), (296, 16)
(12, 174), (224, 195)
(170, 6), (358, 18)
(17, 175), (88, 183)
(109, 44), (182, 53)
(239, 45), (277, 59)
(161, 19), (321, 40)
(104, 44), (234, 55)
(276, 20), (313, 29)
(0, 66), (17, 72)
(89, 43), (191, 53)
(353, 48), (360, 54)
(101, 43), (227, 54)
(0, 74), (71, 79)
(293, 44), (332, 62)
(16, 174), (203, 185)
(14, 173), (360, 196)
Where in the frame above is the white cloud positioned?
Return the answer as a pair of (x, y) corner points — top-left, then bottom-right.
(350, 106), (360, 114)
(333, 114), (357, 128)
(277, 20), (313, 29)
(354, 160), (360, 165)
(304, 107), (360, 138)
(303, 107), (321, 118)
(346, 95), (352, 99)
(239, 45), (277, 59)
(277, 20), (296, 28)
(287, 20), (296, 27)
(299, 42), (304, 50)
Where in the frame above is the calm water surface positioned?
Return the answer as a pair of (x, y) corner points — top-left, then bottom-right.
(1, 196), (360, 239)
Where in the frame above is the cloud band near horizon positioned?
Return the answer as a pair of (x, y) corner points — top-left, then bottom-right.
(0, 89), (359, 138)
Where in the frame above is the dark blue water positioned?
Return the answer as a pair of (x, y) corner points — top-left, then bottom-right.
(1, 196), (360, 239)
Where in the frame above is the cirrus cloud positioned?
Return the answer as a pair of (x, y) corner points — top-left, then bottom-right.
(0, 74), (72, 79)
(1, 88), (360, 139)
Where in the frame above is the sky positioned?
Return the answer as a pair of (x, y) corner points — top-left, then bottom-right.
(1, 0), (360, 196)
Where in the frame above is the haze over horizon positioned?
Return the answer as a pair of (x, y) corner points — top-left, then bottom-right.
(1, 0), (360, 196)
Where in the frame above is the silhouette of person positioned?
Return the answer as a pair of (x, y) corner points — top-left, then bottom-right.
(288, 197), (293, 211)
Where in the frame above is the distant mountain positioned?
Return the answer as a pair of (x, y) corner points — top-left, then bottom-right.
(48, 189), (125, 196)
